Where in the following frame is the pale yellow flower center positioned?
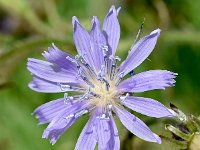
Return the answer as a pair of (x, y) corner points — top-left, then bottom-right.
(90, 77), (119, 107)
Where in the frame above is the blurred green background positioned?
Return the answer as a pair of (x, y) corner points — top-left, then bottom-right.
(0, 0), (200, 150)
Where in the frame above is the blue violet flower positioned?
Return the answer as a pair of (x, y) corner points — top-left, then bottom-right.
(27, 5), (177, 150)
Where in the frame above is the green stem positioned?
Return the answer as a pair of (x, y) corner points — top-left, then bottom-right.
(0, 37), (73, 62)
(0, 0), (51, 36)
(161, 135), (188, 149)
(163, 31), (200, 45)
(42, 0), (62, 27)
(165, 124), (192, 141)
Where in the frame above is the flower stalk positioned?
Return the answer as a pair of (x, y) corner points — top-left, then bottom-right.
(163, 104), (200, 150)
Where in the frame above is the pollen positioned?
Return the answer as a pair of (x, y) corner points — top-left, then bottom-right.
(90, 77), (119, 107)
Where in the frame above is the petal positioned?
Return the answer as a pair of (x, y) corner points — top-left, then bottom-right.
(114, 106), (161, 143)
(121, 96), (175, 118)
(108, 115), (120, 150)
(42, 44), (77, 72)
(28, 76), (85, 93)
(75, 115), (97, 150)
(118, 70), (177, 92)
(90, 16), (107, 71)
(103, 5), (120, 55)
(27, 58), (84, 84)
(44, 118), (77, 145)
(42, 101), (89, 145)
(29, 76), (83, 93)
(29, 76), (62, 93)
(33, 96), (83, 125)
(72, 16), (96, 71)
(33, 98), (67, 124)
(118, 29), (161, 76)
(95, 114), (120, 150)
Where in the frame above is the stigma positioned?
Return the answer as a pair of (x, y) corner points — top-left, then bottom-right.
(64, 52), (124, 116)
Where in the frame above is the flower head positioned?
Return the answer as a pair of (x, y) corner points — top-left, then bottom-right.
(28, 5), (177, 149)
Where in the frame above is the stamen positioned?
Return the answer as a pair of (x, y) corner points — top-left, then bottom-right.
(66, 55), (92, 82)
(65, 114), (75, 120)
(90, 92), (101, 98)
(115, 72), (124, 86)
(97, 66), (110, 91)
(77, 66), (82, 77)
(75, 109), (89, 118)
(110, 62), (116, 80)
(82, 76), (94, 87)
(102, 78), (110, 91)
(85, 63), (97, 79)
(104, 57), (108, 74)
(102, 45), (109, 74)
(66, 56), (78, 64)
(120, 93), (130, 102)
(97, 74), (110, 91)
(58, 83), (71, 91)
(80, 86), (92, 100)
(67, 55), (90, 83)
(78, 55), (97, 79)
(107, 103), (112, 111)
(129, 70), (135, 76)
(73, 55), (98, 84)
(96, 113), (110, 120)
(102, 45), (108, 55)
(59, 83), (85, 92)
(115, 56), (121, 62)
(65, 108), (91, 120)
(109, 55), (121, 80)
(97, 65), (106, 79)
(64, 93), (74, 104)
(75, 54), (81, 60)
(75, 65), (94, 87)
